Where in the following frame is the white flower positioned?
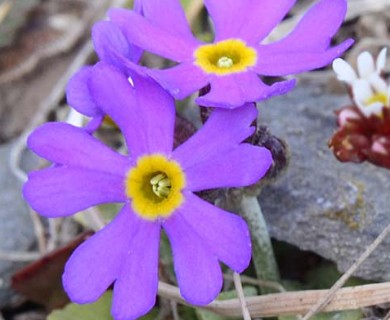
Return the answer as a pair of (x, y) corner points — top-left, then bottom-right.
(333, 48), (390, 117)
(333, 48), (387, 85)
(352, 78), (390, 117)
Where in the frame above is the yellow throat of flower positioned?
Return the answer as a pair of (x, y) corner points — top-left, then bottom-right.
(365, 91), (389, 107)
(194, 39), (257, 75)
(125, 154), (185, 220)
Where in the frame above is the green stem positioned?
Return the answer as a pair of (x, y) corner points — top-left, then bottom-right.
(230, 193), (280, 294)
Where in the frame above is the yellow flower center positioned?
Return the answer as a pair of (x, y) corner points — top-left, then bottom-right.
(125, 154), (185, 220)
(365, 92), (389, 107)
(194, 39), (257, 75)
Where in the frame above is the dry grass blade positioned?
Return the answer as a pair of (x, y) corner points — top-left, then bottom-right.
(233, 272), (252, 320)
(302, 223), (390, 320)
(0, 250), (40, 262)
(0, 0), (12, 25)
(158, 281), (390, 318)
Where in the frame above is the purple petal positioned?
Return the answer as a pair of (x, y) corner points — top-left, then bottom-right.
(205, 0), (295, 42)
(109, 9), (199, 62)
(133, 0), (143, 13)
(173, 103), (257, 168)
(63, 205), (136, 303)
(23, 167), (126, 217)
(203, 0), (246, 41)
(195, 73), (296, 108)
(66, 67), (102, 117)
(273, 0), (347, 51)
(148, 62), (208, 99)
(237, 0), (296, 43)
(253, 0), (352, 76)
(184, 144), (272, 191)
(112, 210), (160, 320)
(83, 115), (104, 134)
(255, 40), (353, 76)
(197, 75), (246, 108)
(178, 192), (251, 272)
(163, 214), (223, 305)
(142, 0), (193, 39)
(28, 122), (129, 175)
(92, 21), (142, 69)
(89, 63), (175, 156)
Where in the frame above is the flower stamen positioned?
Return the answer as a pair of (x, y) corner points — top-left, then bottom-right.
(125, 154), (185, 220)
(194, 39), (257, 75)
(217, 56), (234, 68)
(150, 173), (171, 198)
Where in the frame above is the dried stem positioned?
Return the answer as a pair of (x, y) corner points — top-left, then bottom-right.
(302, 223), (390, 320)
(158, 281), (390, 318)
(28, 208), (46, 253)
(233, 272), (252, 320)
(170, 300), (181, 320)
(224, 273), (286, 293)
(0, 250), (40, 262)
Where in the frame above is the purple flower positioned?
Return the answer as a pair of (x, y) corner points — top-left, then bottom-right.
(23, 63), (272, 319)
(65, 1), (143, 126)
(108, 0), (353, 108)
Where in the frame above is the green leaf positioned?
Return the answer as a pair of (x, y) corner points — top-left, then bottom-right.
(48, 291), (159, 320)
(195, 287), (257, 320)
(48, 292), (113, 320)
(305, 263), (366, 290)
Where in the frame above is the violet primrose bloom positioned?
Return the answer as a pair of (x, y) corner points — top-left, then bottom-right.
(23, 63), (272, 319)
(109, 0), (353, 109)
(65, 0), (143, 129)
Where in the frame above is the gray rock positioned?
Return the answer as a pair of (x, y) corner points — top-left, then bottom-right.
(0, 142), (36, 308)
(258, 82), (390, 281)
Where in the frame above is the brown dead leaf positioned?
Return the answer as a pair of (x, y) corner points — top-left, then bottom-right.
(11, 231), (93, 310)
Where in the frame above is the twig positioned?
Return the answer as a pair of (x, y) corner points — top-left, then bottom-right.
(156, 297), (173, 320)
(158, 281), (390, 318)
(302, 223), (390, 320)
(170, 300), (181, 320)
(28, 208), (46, 254)
(384, 309), (390, 320)
(0, 250), (40, 262)
(0, 0), (12, 25)
(224, 273), (286, 293)
(46, 218), (62, 252)
(233, 272), (252, 320)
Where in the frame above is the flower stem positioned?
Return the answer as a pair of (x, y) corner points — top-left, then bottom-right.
(231, 193), (280, 294)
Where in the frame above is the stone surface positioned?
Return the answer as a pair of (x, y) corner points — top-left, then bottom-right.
(258, 81), (390, 281)
(0, 142), (36, 308)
